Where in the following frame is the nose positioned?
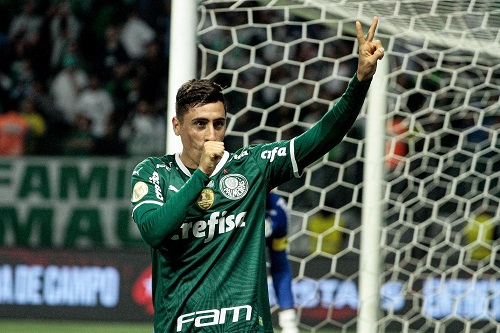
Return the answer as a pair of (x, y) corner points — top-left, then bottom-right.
(206, 124), (218, 141)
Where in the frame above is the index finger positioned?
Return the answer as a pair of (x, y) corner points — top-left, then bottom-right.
(356, 16), (378, 43)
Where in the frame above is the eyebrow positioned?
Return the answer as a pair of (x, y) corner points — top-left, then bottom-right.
(191, 117), (226, 122)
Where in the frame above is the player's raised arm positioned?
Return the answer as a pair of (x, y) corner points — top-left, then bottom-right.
(356, 16), (385, 82)
(290, 18), (385, 175)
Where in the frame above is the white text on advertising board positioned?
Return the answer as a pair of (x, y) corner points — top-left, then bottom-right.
(0, 264), (120, 307)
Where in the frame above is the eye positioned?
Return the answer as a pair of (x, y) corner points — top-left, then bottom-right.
(214, 120), (226, 129)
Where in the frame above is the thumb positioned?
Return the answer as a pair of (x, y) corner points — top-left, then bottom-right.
(374, 47), (385, 60)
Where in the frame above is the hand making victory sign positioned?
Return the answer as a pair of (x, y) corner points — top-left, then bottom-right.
(356, 16), (385, 82)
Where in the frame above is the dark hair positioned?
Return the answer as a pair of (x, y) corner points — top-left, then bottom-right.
(175, 79), (227, 120)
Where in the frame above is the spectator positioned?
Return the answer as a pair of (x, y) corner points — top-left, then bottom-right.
(307, 210), (345, 255)
(33, 3), (58, 80)
(120, 9), (156, 61)
(95, 24), (130, 81)
(74, 72), (114, 138)
(385, 116), (408, 171)
(50, 54), (88, 126)
(7, 1), (46, 78)
(0, 108), (31, 155)
(120, 99), (165, 157)
(28, 79), (61, 128)
(105, 61), (136, 126)
(8, 57), (35, 104)
(93, 112), (127, 156)
(49, 0), (81, 71)
(0, 71), (16, 112)
(27, 79), (67, 154)
(8, 0), (43, 45)
(61, 112), (95, 155)
(19, 97), (46, 154)
(464, 202), (496, 260)
(136, 39), (167, 103)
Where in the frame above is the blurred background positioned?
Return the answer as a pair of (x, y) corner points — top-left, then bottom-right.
(0, 0), (165, 331)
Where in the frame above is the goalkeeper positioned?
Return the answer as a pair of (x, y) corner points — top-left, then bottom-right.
(130, 17), (384, 333)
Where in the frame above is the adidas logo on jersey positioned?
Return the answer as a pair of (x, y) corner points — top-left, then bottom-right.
(170, 211), (247, 243)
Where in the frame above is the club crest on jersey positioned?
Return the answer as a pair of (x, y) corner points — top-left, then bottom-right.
(197, 189), (215, 210)
(219, 174), (248, 200)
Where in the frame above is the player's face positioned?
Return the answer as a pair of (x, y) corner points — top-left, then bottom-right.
(173, 101), (226, 164)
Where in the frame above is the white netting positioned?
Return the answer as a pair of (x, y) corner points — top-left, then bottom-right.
(197, 1), (500, 332)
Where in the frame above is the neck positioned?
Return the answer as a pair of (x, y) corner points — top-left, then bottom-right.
(179, 152), (199, 169)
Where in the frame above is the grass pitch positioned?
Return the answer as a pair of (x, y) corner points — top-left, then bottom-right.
(0, 320), (152, 333)
(0, 319), (340, 332)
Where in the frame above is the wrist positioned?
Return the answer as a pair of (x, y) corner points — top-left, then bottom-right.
(356, 70), (373, 82)
(193, 168), (211, 180)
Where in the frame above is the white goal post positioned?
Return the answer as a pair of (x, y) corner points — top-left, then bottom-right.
(168, 1), (500, 332)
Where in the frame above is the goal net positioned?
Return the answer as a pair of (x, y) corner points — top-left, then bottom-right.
(195, 1), (500, 332)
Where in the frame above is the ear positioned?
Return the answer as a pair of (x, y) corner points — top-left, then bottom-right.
(172, 117), (180, 136)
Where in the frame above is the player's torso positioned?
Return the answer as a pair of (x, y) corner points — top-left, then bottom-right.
(152, 152), (273, 332)
(159, 152), (268, 251)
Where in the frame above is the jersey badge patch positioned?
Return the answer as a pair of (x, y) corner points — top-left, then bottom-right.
(131, 181), (148, 202)
(198, 189), (215, 210)
(219, 174), (248, 200)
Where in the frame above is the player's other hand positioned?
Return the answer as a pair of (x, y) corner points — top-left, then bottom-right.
(356, 16), (385, 82)
(199, 141), (224, 175)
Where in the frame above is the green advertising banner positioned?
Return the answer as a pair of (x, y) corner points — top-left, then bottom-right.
(0, 157), (145, 248)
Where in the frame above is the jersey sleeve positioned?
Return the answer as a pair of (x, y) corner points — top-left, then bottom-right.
(246, 74), (370, 186)
(292, 74), (371, 173)
(131, 159), (164, 215)
(130, 158), (211, 248)
(246, 140), (296, 190)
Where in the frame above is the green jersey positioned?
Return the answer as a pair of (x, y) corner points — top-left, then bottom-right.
(130, 75), (370, 332)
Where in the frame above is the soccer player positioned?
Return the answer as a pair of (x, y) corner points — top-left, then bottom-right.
(265, 191), (299, 333)
(130, 17), (384, 333)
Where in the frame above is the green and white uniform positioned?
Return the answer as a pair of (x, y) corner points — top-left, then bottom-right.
(130, 75), (370, 332)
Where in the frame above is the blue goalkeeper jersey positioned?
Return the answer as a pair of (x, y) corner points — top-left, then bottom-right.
(266, 192), (295, 310)
(130, 75), (370, 332)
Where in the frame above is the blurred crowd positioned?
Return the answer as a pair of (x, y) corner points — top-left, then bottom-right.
(2, 0), (497, 165)
(0, 0), (170, 157)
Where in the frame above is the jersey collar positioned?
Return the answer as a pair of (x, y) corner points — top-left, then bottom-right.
(175, 151), (229, 177)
